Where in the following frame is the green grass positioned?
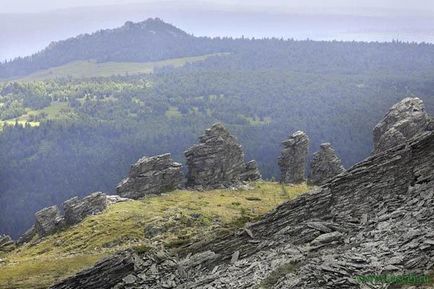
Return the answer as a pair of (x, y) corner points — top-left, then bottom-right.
(14, 54), (228, 81)
(0, 181), (309, 289)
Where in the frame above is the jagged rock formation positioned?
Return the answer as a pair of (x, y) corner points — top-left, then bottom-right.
(52, 129), (434, 289)
(64, 192), (108, 226)
(373, 97), (433, 153)
(309, 143), (345, 185)
(240, 160), (262, 181)
(278, 131), (309, 184)
(19, 193), (116, 243)
(116, 153), (183, 199)
(185, 123), (246, 188)
(0, 234), (15, 252)
(34, 205), (64, 236)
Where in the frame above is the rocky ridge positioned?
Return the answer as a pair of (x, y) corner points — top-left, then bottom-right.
(18, 192), (110, 243)
(52, 129), (434, 289)
(9, 123), (262, 245)
(51, 98), (434, 289)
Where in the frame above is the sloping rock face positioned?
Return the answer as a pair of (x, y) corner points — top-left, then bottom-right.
(278, 131), (309, 184)
(53, 130), (434, 289)
(185, 123), (246, 188)
(34, 205), (64, 236)
(117, 153), (183, 199)
(373, 97), (433, 153)
(0, 234), (15, 252)
(240, 160), (262, 181)
(64, 192), (108, 226)
(50, 250), (141, 289)
(309, 143), (345, 185)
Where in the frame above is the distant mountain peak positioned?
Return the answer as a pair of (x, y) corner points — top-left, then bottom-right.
(121, 18), (189, 37)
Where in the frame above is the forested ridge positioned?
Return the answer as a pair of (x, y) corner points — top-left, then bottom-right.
(0, 19), (434, 238)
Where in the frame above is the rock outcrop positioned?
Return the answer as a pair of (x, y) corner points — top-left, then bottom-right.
(34, 205), (64, 236)
(309, 143), (345, 185)
(19, 193), (116, 243)
(373, 97), (433, 153)
(240, 160), (262, 181)
(0, 234), (15, 253)
(278, 131), (309, 184)
(54, 130), (434, 289)
(64, 192), (108, 226)
(117, 153), (183, 199)
(185, 123), (246, 188)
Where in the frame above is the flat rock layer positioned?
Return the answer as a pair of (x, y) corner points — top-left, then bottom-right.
(116, 153), (183, 199)
(185, 123), (246, 188)
(52, 131), (434, 289)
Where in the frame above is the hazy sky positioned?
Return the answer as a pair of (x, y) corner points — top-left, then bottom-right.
(4, 0), (434, 15)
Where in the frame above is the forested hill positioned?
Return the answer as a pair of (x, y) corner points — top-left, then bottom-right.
(1, 19), (434, 239)
(0, 18), (221, 79)
(2, 18), (434, 80)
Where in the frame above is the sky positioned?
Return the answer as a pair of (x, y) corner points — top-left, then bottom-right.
(1, 0), (434, 61)
(3, 0), (434, 15)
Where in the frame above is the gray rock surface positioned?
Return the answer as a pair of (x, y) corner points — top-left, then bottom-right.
(278, 131), (309, 184)
(34, 205), (63, 236)
(309, 143), (345, 185)
(373, 97), (433, 153)
(17, 225), (37, 245)
(19, 193), (115, 243)
(0, 234), (15, 252)
(116, 153), (183, 199)
(63, 192), (108, 226)
(185, 123), (246, 188)
(52, 129), (434, 289)
(240, 160), (262, 181)
(50, 250), (141, 289)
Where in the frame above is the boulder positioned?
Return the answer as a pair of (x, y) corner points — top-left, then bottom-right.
(63, 192), (108, 226)
(0, 234), (15, 253)
(117, 153), (183, 199)
(34, 205), (63, 236)
(278, 131), (309, 184)
(240, 160), (262, 181)
(373, 97), (433, 153)
(185, 123), (246, 188)
(309, 143), (345, 185)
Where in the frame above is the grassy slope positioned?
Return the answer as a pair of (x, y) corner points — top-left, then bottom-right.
(0, 181), (309, 289)
(0, 102), (74, 130)
(15, 54), (226, 82)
